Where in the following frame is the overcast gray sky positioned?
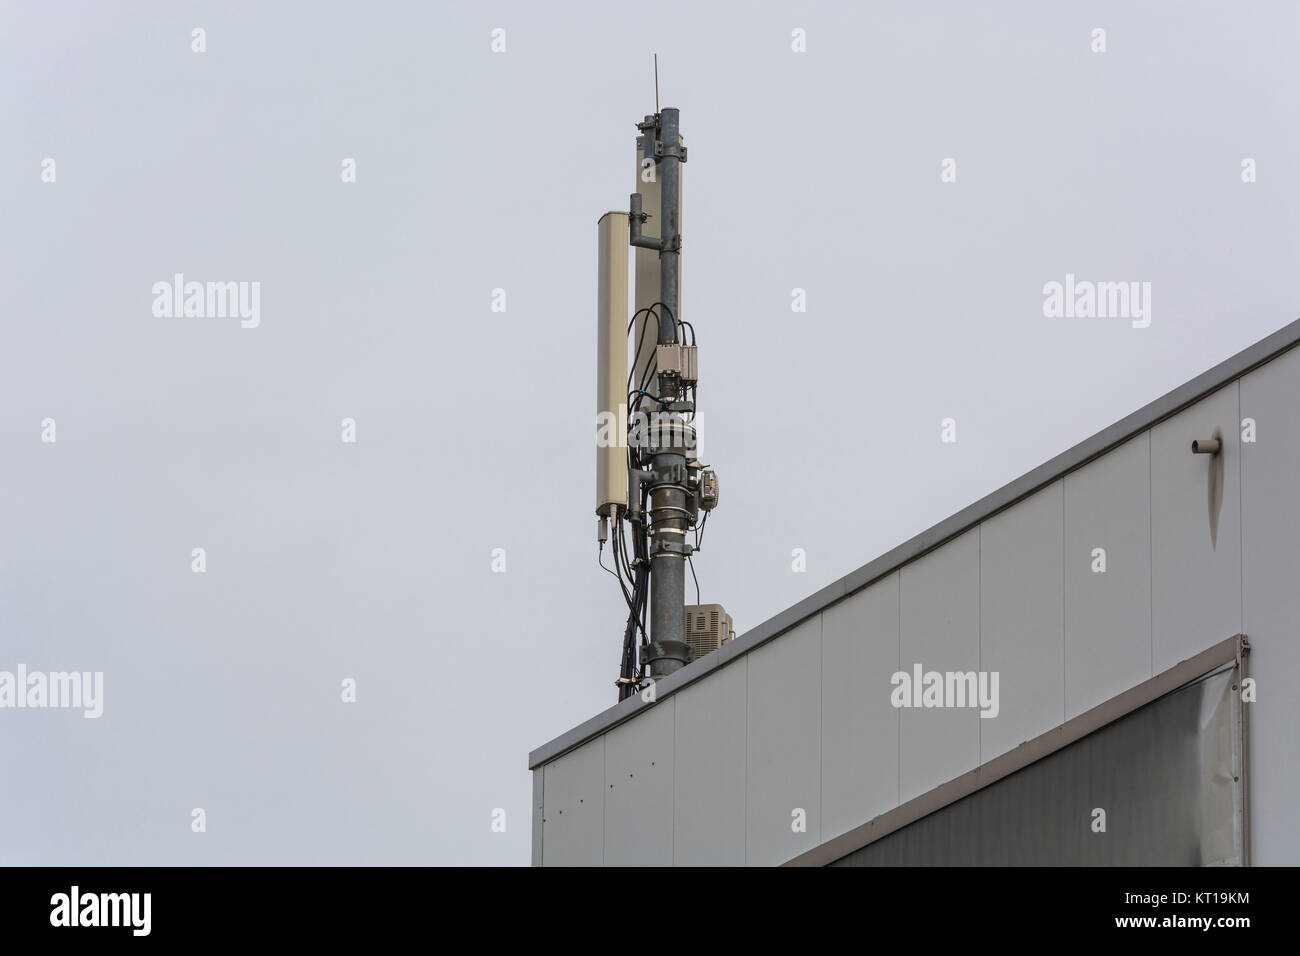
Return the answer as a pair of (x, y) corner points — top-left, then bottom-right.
(2, 1), (1297, 865)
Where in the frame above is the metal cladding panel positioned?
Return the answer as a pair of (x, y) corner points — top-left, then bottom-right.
(1240, 345), (1300, 863)
(1063, 434), (1152, 719)
(674, 660), (747, 866)
(980, 482), (1065, 762)
(1150, 384), (1242, 672)
(899, 529), (981, 803)
(531, 768), (544, 866)
(821, 573), (900, 840)
(832, 667), (1243, 866)
(746, 616), (821, 866)
(603, 698), (675, 866)
(541, 736), (604, 866)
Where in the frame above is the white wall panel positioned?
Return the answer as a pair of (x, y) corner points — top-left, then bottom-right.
(541, 737), (604, 866)
(674, 661), (747, 866)
(1063, 434), (1152, 718)
(1240, 347), (1300, 863)
(603, 699), (674, 866)
(1151, 385), (1241, 672)
(980, 482), (1064, 761)
(822, 573), (900, 839)
(899, 530), (980, 802)
(746, 617), (821, 866)
(531, 768), (544, 866)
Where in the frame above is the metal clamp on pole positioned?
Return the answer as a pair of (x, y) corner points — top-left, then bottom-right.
(629, 192), (665, 251)
(649, 540), (693, 559)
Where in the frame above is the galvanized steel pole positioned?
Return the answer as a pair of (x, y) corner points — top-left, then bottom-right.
(645, 107), (690, 677)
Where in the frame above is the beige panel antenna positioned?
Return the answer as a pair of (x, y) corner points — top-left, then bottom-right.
(596, 211), (629, 517)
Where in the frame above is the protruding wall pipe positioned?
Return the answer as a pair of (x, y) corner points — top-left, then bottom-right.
(1192, 438), (1222, 455)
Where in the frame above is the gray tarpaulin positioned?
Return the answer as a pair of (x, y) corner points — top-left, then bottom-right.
(832, 667), (1244, 866)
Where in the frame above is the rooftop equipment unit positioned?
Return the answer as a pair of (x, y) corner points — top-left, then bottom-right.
(684, 603), (734, 662)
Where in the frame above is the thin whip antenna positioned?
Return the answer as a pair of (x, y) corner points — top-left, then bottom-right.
(654, 54), (659, 113)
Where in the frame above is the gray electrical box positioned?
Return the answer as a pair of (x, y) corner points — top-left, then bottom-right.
(656, 344), (698, 385)
(684, 603), (734, 661)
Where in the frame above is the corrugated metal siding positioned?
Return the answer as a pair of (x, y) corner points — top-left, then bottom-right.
(830, 668), (1242, 866)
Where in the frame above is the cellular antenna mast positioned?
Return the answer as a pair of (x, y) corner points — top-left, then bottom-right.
(595, 97), (727, 701)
